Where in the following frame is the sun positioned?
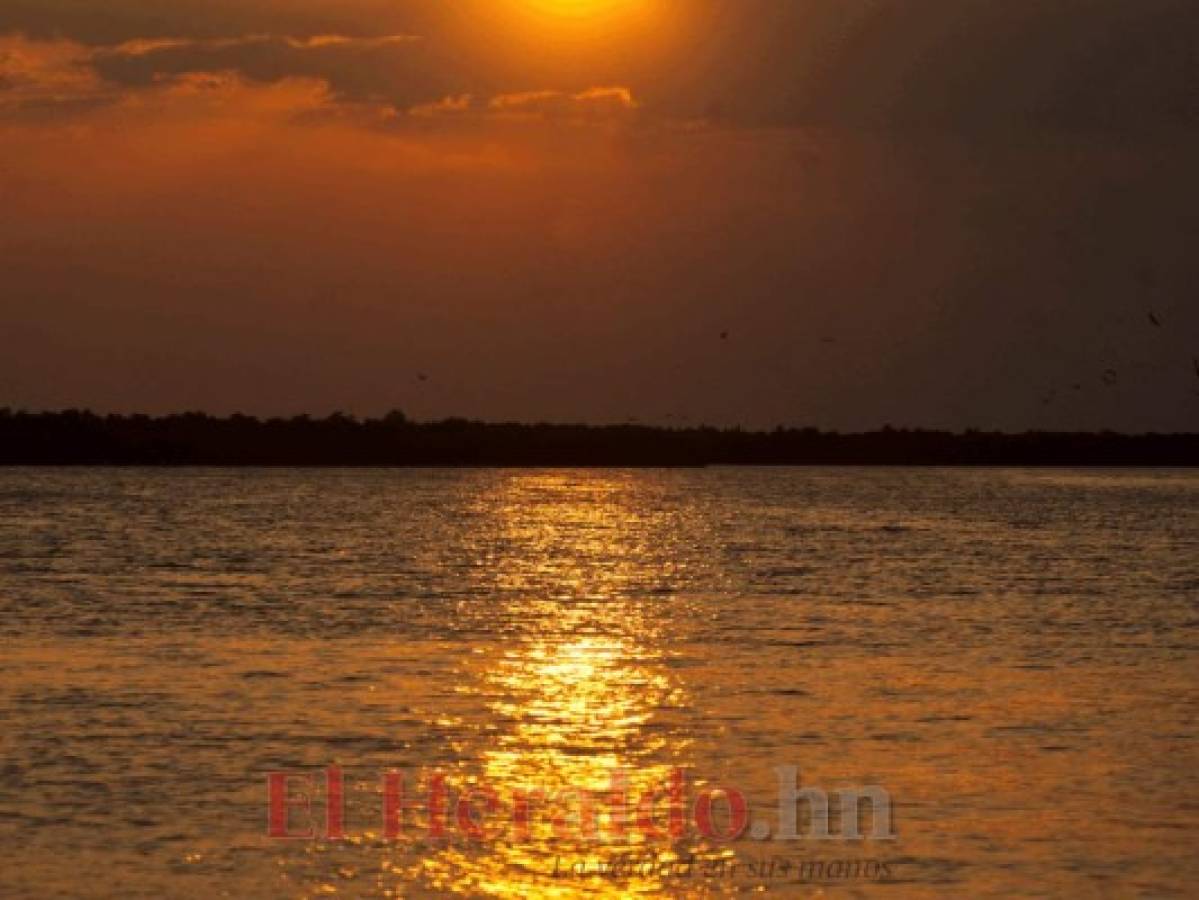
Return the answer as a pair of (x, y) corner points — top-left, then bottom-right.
(516, 0), (656, 32)
(525, 0), (638, 20)
(454, 0), (671, 71)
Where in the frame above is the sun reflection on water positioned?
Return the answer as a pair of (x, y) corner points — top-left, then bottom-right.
(400, 474), (721, 896)
(5, 470), (1197, 897)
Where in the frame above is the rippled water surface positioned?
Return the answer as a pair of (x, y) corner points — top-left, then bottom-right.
(0, 468), (1196, 897)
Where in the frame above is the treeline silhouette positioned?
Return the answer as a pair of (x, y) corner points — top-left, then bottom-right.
(0, 409), (1195, 467)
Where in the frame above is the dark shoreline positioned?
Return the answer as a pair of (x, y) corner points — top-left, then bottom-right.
(2, 410), (1197, 467)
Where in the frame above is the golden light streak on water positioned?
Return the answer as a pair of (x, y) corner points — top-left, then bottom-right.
(0, 468), (1196, 896)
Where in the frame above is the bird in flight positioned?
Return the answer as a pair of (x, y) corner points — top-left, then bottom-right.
(1148, 312), (1162, 327)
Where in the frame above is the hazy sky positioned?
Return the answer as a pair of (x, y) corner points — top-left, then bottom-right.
(2, 1), (1197, 430)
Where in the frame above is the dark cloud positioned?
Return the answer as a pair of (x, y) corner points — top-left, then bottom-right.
(801, 0), (1199, 132)
(89, 32), (449, 109)
(0, 0), (430, 45)
(4, 1), (1195, 132)
(657, 0), (1199, 132)
(0, 34), (114, 114)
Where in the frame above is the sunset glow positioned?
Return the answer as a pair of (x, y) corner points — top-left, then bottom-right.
(1, 2), (1198, 898)
(2, 1), (1193, 429)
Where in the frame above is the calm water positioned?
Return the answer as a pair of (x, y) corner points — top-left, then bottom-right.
(0, 468), (1196, 898)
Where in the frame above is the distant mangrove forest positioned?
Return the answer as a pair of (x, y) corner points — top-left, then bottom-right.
(1, 409), (1196, 466)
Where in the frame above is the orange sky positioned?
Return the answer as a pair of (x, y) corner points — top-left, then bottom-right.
(1, 1), (1197, 429)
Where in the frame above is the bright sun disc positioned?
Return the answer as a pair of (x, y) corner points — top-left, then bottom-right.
(524, 0), (642, 22)
(467, 0), (670, 65)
